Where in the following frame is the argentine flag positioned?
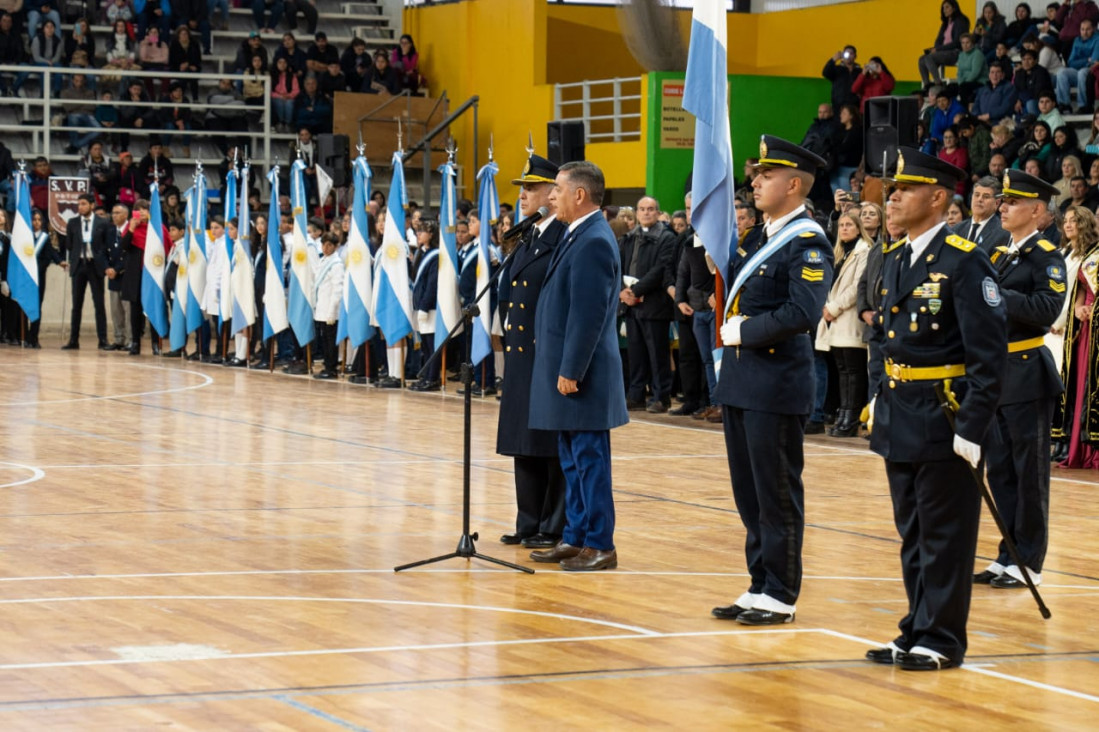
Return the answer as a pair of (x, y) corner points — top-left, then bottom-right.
(263, 167), (289, 341)
(231, 163), (255, 335)
(372, 151), (413, 342)
(186, 179), (208, 334)
(435, 159), (462, 346)
(337, 155), (375, 348)
(287, 158), (316, 345)
(141, 182), (169, 337)
(7, 170), (39, 322)
(219, 166), (238, 327)
(683, 0), (737, 279)
(168, 188), (191, 351)
(471, 160), (500, 366)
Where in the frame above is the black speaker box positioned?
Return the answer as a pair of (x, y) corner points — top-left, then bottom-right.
(317, 133), (351, 188)
(863, 96), (919, 177)
(547, 121), (585, 166)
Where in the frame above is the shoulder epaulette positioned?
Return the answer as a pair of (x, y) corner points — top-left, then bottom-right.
(1037, 239), (1057, 252)
(799, 231), (817, 238)
(945, 234), (977, 252)
(882, 240), (905, 254)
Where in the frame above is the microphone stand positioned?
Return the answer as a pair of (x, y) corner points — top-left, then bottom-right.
(394, 227), (537, 574)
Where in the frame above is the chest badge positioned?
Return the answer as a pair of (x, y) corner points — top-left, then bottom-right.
(804, 249), (824, 265)
(929, 298), (942, 314)
(928, 272), (949, 282)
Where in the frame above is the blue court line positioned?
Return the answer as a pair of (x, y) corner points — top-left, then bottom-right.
(273, 695), (372, 731)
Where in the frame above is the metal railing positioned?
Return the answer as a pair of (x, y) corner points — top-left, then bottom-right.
(553, 76), (642, 143)
(0, 64), (274, 165)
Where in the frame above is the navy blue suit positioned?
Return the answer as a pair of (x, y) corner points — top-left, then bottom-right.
(715, 211), (833, 608)
(530, 211), (628, 551)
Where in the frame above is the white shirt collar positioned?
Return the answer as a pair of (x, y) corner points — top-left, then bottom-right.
(535, 216), (554, 235)
(1009, 229), (1038, 252)
(568, 209), (600, 234)
(765, 204), (806, 239)
(908, 222), (947, 263)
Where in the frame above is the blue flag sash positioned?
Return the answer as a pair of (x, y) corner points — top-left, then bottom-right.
(723, 218), (824, 320)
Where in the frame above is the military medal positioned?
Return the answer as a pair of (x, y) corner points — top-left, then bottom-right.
(929, 298), (941, 314)
(910, 313), (918, 332)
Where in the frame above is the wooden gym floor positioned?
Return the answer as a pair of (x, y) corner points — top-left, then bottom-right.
(0, 348), (1097, 730)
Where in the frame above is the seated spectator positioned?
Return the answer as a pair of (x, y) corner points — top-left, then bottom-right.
(64, 18), (96, 69)
(104, 19), (138, 75)
(26, 0), (60, 42)
(28, 156), (51, 211)
(918, 0), (970, 88)
(1055, 17), (1098, 111)
(1012, 119), (1053, 173)
(137, 25), (169, 86)
(15, 19), (63, 97)
(252, 0), (283, 34)
(270, 55), (299, 132)
(209, 0), (228, 30)
(990, 121), (1023, 163)
(96, 90), (119, 152)
(61, 73), (100, 154)
(0, 13), (25, 97)
(938, 125), (970, 194)
(318, 60), (346, 97)
(1054, 0), (1099, 51)
(284, 0), (318, 35)
(1088, 156), (1099, 187)
(205, 78), (248, 154)
(1038, 90), (1067, 129)
(1085, 108), (1099, 151)
(306, 30), (338, 75)
(1048, 124), (1081, 179)
(168, 24), (202, 98)
(850, 55), (895, 112)
(138, 137), (173, 189)
(293, 74), (331, 133)
(946, 198), (970, 228)
(1014, 49), (1053, 115)
(234, 31), (267, 74)
(106, 0), (135, 25)
(974, 1), (1007, 60)
(956, 33), (989, 104)
(958, 114), (992, 178)
(361, 50), (399, 95)
(1053, 154), (1084, 202)
(135, 0), (171, 42)
(274, 31), (307, 78)
(242, 53), (268, 105)
(1037, 31), (1065, 75)
(930, 87), (966, 145)
(340, 37), (368, 90)
(159, 81), (192, 157)
(972, 60), (1018, 122)
(391, 33), (425, 93)
(118, 80), (154, 151)
(1060, 174), (1099, 211)
(1005, 2), (1037, 50)
(172, 0), (212, 55)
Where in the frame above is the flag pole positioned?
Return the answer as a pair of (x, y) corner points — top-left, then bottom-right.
(306, 342), (312, 374)
(269, 338), (275, 373)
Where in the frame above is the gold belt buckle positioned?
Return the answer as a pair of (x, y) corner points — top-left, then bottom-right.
(889, 363), (903, 381)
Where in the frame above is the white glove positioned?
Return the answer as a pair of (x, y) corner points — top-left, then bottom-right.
(0, 281), (9, 297)
(720, 315), (745, 346)
(953, 433), (981, 469)
(865, 396), (876, 433)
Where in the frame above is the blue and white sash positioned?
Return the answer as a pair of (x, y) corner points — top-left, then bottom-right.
(724, 218), (825, 320)
(414, 248), (439, 286)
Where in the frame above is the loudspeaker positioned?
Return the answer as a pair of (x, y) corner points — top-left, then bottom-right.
(317, 133), (350, 188)
(863, 96), (919, 177)
(547, 121), (585, 166)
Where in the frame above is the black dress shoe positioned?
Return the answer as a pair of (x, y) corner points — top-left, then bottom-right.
(163, 349), (183, 358)
(61, 341), (79, 350)
(283, 362), (308, 375)
(521, 533), (560, 549)
(151, 343), (161, 356)
(646, 400), (669, 414)
(711, 604), (750, 620)
(186, 351), (202, 360)
(736, 608), (794, 625)
(669, 403), (701, 416)
(25, 341), (40, 349)
(209, 355), (224, 365)
(313, 370), (337, 379)
(897, 652), (956, 671)
(804, 421), (825, 434)
(128, 345), (140, 355)
(348, 375), (370, 385)
(104, 343), (122, 351)
(529, 542), (581, 563)
(225, 357), (247, 367)
(560, 547), (617, 571)
(253, 360), (270, 369)
(375, 376), (401, 388)
(499, 533), (528, 545)
(626, 399), (646, 411)
(98, 342), (112, 351)
(973, 570), (1000, 584)
(990, 574), (1027, 589)
(865, 646), (901, 665)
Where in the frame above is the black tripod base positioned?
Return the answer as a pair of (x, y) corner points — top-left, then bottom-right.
(394, 533), (535, 573)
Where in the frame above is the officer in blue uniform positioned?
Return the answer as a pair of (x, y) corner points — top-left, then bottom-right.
(975, 170), (1065, 589)
(496, 154), (568, 549)
(528, 161), (629, 572)
(866, 148), (1007, 671)
(710, 135), (833, 626)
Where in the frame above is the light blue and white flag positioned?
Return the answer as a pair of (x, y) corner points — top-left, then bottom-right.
(287, 158), (316, 345)
(263, 166), (289, 341)
(683, 0), (737, 280)
(168, 187), (191, 351)
(142, 181), (169, 337)
(186, 177), (207, 334)
(231, 162), (254, 335)
(219, 165), (238, 326)
(7, 169), (38, 323)
(337, 155), (375, 348)
(471, 160), (499, 366)
(435, 159), (462, 345)
(372, 151), (413, 342)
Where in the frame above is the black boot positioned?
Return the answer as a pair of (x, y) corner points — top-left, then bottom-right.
(1051, 440), (1068, 463)
(832, 409), (860, 437)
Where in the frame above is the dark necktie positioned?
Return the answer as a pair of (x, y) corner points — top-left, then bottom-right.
(898, 240), (912, 279)
(968, 221), (979, 242)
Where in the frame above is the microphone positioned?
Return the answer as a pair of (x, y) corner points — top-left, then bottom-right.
(502, 206), (549, 241)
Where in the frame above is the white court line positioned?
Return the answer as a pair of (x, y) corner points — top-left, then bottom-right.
(0, 462), (45, 489)
(0, 365), (214, 407)
(964, 666), (1099, 702)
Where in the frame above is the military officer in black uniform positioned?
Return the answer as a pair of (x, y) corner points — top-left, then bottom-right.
(974, 170), (1065, 589)
(496, 154), (568, 549)
(710, 136), (833, 626)
(866, 148), (1007, 671)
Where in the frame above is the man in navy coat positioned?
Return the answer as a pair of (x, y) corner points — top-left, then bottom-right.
(528, 161), (629, 572)
(711, 135), (833, 626)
